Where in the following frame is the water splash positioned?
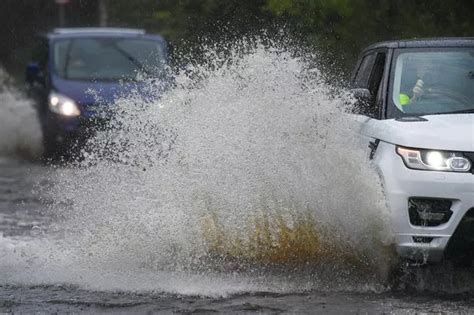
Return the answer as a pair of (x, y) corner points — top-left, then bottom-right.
(1, 40), (395, 295)
(0, 68), (43, 159)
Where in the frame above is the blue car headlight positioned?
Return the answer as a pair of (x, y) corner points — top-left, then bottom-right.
(48, 92), (81, 117)
(396, 146), (472, 172)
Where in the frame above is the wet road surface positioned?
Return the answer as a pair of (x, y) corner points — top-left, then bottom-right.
(1, 158), (474, 314)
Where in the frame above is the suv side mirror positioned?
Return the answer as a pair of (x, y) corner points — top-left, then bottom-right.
(350, 88), (377, 118)
(25, 62), (44, 85)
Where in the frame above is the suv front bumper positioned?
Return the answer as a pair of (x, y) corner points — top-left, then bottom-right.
(374, 141), (474, 262)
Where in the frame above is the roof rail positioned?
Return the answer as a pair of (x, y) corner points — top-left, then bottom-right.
(53, 28), (146, 35)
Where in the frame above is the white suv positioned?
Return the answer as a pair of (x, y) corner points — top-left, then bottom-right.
(351, 38), (474, 263)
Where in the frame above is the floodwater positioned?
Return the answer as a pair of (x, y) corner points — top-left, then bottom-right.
(1, 161), (473, 314)
(1, 44), (474, 314)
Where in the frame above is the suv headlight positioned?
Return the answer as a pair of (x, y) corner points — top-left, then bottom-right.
(396, 146), (472, 172)
(48, 92), (80, 117)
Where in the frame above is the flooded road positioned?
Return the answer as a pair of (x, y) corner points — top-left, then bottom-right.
(1, 160), (474, 313)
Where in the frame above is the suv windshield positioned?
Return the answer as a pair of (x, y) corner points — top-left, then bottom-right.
(388, 48), (474, 118)
(53, 37), (166, 81)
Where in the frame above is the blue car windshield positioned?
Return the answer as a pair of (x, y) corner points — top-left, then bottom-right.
(53, 37), (166, 81)
(388, 48), (474, 117)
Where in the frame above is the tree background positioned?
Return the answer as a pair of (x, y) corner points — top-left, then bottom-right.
(1, 0), (473, 80)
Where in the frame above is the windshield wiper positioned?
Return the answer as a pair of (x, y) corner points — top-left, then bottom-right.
(404, 108), (474, 117)
(434, 108), (474, 115)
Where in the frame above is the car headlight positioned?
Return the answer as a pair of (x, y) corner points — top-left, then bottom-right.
(396, 146), (472, 172)
(48, 92), (80, 117)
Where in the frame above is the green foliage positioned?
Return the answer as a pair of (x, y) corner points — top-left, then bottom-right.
(1, 0), (474, 78)
(107, 0), (269, 45)
(263, 0), (474, 72)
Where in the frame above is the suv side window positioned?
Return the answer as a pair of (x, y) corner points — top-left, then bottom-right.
(354, 53), (376, 88)
(369, 53), (386, 96)
(353, 51), (387, 118)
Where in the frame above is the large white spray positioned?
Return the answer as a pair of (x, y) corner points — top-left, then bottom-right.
(1, 41), (393, 295)
(0, 68), (43, 158)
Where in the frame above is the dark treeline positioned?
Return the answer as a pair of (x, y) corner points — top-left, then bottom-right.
(1, 0), (473, 80)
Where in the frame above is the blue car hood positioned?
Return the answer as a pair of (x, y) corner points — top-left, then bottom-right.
(52, 76), (154, 118)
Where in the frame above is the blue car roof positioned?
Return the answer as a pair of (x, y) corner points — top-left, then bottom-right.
(46, 27), (165, 42)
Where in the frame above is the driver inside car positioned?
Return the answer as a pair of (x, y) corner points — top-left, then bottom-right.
(399, 62), (430, 105)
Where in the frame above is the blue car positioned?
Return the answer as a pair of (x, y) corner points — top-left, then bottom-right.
(25, 28), (168, 158)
